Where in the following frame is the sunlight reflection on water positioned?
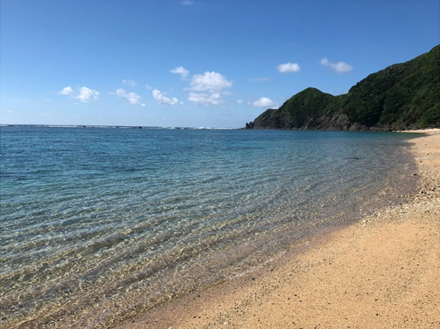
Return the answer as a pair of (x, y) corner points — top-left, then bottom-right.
(0, 127), (418, 328)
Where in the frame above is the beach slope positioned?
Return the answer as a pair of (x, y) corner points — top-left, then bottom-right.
(119, 130), (440, 329)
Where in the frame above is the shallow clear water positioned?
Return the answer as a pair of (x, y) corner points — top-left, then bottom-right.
(0, 127), (417, 328)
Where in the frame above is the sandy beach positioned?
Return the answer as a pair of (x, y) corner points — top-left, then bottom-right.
(118, 129), (440, 329)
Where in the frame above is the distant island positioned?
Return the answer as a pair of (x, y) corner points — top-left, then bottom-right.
(245, 45), (439, 131)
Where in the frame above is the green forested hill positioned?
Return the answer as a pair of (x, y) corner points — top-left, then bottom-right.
(246, 45), (440, 131)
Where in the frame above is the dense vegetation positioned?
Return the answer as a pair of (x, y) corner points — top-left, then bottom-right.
(246, 44), (439, 131)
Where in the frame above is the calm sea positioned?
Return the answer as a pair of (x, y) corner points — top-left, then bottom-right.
(0, 126), (418, 328)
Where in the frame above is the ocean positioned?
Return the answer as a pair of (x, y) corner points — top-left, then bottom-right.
(0, 126), (418, 328)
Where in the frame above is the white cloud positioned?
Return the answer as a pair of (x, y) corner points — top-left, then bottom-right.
(59, 86), (74, 96)
(170, 66), (189, 79)
(59, 86), (99, 103)
(251, 97), (279, 108)
(122, 79), (137, 87)
(77, 87), (100, 103)
(320, 58), (353, 73)
(141, 103), (146, 107)
(182, 0), (194, 5)
(236, 99), (243, 104)
(152, 89), (181, 105)
(112, 88), (141, 105)
(189, 71), (232, 92)
(248, 77), (270, 82)
(188, 92), (223, 106)
(184, 71), (233, 106)
(277, 62), (301, 73)
(145, 84), (153, 90)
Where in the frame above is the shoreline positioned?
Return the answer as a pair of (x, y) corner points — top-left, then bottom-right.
(117, 129), (440, 329)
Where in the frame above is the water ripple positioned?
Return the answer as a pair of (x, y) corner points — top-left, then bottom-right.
(0, 127), (418, 328)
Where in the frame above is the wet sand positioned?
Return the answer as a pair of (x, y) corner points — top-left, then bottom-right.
(117, 129), (440, 329)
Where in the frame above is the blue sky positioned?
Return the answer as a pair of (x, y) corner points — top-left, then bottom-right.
(1, 0), (439, 128)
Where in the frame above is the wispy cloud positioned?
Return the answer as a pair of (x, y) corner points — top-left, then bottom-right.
(59, 86), (99, 103)
(145, 84), (153, 90)
(182, 0), (194, 5)
(1, 96), (32, 102)
(248, 77), (270, 82)
(277, 62), (301, 73)
(320, 58), (353, 73)
(251, 97), (279, 108)
(111, 88), (142, 105)
(170, 66), (189, 79)
(188, 92), (222, 106)
(152, 89), (181, 105)
(122, 79), (137, 87)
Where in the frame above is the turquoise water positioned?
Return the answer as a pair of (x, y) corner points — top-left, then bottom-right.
(0, 127), (418, 328)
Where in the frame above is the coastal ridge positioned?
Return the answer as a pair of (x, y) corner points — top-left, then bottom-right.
(246, 45), (440, 131)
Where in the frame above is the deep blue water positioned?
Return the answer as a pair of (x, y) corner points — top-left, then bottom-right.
(0, 126), (418, 328)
